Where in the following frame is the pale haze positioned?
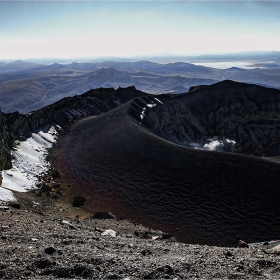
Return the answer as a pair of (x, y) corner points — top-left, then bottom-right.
(0, 0), (280, 60)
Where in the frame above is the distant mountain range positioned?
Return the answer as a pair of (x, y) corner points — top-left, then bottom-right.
(1, 59), (280, 113)
(3, 51), (280, 64)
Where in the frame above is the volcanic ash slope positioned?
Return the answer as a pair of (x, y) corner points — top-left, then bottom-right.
(58, 82), (280, 247)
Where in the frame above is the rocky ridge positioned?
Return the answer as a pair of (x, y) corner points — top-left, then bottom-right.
(2, 80), (280, 175)
(0, 86), (147, 172)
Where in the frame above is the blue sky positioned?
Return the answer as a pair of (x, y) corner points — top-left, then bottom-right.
(0, 1), (280, 59)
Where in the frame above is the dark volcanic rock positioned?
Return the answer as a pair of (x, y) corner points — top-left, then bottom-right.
(137, 80), (280, 156)
(58, 81), (280, 246)
(72, 196), (86, 207)
(33, 258), (54, 269)
(238, 240), (249, 248)
(0, 86), (147, 171)
(0, 110), (14, 170)
(8, 202), (20, 209)
(4, 85), (147, 136)
(92, 212), (115, 219)
(44, 246), (56, 255)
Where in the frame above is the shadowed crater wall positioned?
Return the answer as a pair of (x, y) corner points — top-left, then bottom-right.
(137, 80), (280, 156)
(57, 80), (280, 246)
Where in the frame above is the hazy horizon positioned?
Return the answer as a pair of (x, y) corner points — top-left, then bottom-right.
(1, 1), (280, 60)
(1, 50), (280, 66)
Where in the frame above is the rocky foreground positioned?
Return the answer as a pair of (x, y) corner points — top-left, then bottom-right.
(0, 190), (279, 280)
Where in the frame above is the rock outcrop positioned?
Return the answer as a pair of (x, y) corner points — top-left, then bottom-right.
(0, 111), (14, 171)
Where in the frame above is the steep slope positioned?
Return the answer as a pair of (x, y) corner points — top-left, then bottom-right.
(0, 86), (148, 170)
(57, 82), (280, 246)
(140, 80), (280, 156)
(0, 86), (148, 202)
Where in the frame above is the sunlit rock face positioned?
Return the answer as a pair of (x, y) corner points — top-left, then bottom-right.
(134, 80), (280, 156)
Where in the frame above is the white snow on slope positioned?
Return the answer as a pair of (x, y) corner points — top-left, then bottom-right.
(0, 125), (58, 203)
(154, 97), (163, 104)
(202, 138), (236, 151)
(203, 140), (222, 151)
(0, 187), (16, 202)
(226, 139), (236, 145)
(140, 103), (156, 123)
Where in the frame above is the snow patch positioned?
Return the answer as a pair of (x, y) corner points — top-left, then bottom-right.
(203, 140), (223, 151)
(226, 139), (236, 145)
(154, 97), (163, 104)
(101, 229), (116, 238)
(0, 187), (16, 203)
(140, 103), (156, 123)
(202, 138), (236, 151)
(140, 107), (146, 121)
(0, 125), (58, 202)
